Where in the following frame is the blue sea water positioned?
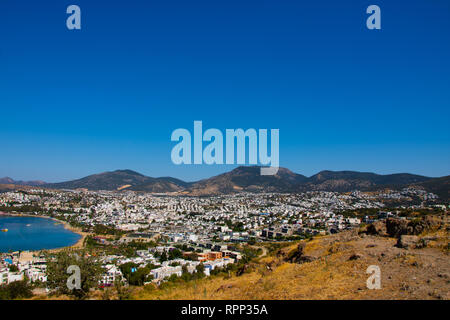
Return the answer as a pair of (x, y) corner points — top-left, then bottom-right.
(0, 216), (81, 252)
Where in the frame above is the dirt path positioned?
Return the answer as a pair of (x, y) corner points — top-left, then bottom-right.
(249, 245), (268, 258)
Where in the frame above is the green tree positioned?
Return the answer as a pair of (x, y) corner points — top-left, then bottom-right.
(160, 251), (168, 262)
(119, 262), (152, 286)
(194, 263), (205, 279)
(8, 264), (19, 272)
(168, 248), (183, 260)
(0, 280), (33, 300)
(45, 250), (103, 299)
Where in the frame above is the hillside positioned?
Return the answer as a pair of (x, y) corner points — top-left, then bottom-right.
(44, 170), (187, 192)
(0, 184), (35, 193)
(132, 216), (449, 300)
(298, 171), (431, 193)
(34, 166), (447, 197)
(187, 167), (433, 195)
(0, 177), (46, 187)
(188, 166), (307, 195)
(44, 170), (150, 190)
(130, 177), (190, 193)
(411, 176), (450, 201)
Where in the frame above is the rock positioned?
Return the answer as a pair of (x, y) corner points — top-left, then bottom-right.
(404, 216), (443, 236)
(422, 215), (443, 230)
(415, 238), (428, 249)
(369, 216), (446, 239)
(287, 243), (306, 263)
(386, 218), (409, 237)
(400, 283), (410, 291)
(366, 220), (388, 236)
(299, 255), (317, 263)
(397, 235), (420, 249)
(287, 243), (317, 264)
(349, 253), (363, 261)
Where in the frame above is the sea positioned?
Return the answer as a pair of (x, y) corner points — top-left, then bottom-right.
(0, 215), (81, 252)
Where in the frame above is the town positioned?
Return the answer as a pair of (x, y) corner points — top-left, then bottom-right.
(0, 186), (445, 298)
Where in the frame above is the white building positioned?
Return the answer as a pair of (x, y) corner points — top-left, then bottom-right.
(100, 264), (124, 287)
(150, 266), (182, 280)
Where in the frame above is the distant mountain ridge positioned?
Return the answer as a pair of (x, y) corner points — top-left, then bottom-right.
(34, 167), (449, 200)
(299, 170), (432, 193)
(186, 167), (437, 195)
(44, 170), (189, 193)
(0, 177), (46, 186)
(188, 167), (308, 195)
(412, 175), (450, 201)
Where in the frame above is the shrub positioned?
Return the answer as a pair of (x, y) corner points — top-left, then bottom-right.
(0, 280), (33, 300)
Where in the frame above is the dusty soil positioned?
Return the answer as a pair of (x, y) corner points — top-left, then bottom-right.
(134, 225), (449, 300)
(295, 230), (450, 299)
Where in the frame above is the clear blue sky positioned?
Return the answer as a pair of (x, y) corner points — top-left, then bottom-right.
(1, 0), (449, 182)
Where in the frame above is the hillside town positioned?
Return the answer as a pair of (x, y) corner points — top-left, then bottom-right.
(0, 186), (446, 292)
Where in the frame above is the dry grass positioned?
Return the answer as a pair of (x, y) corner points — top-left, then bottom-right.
(133, 239), (371, 300)
(132, 228), (450, 300)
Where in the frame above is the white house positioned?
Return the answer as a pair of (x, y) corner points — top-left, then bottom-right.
(150, 266), (182, 280)
(100, 264), (124, 287)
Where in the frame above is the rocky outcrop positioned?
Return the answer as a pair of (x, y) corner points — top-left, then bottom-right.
(348, 253), (363, 260)
(287, 243), (305, 263)
(365, 220), (388, 236)
(386, 218), (410, 237)
(397, 235), (420, 249)
(364, 216), (445, 239)
(286, 243), (317, 264)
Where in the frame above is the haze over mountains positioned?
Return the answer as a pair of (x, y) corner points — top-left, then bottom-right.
(2, 167), (445, 199)
(0, 177), (46, 187)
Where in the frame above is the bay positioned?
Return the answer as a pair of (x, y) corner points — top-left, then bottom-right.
(0, 216), (81, 252)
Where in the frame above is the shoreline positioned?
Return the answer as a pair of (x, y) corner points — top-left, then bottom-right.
(0, 211), (89, 252)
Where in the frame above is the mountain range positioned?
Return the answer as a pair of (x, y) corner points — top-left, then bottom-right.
(43, 170), (190, 193)
(2, 167), (448, 199)
(0, 177), (46, 187)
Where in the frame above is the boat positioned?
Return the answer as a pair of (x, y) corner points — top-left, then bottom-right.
(1, 229), (8, 232)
